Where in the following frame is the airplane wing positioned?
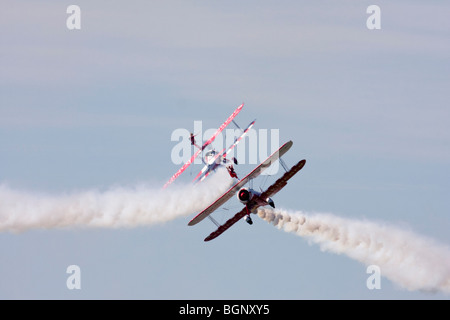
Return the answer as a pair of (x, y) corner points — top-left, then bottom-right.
(163, 103), (244, 188)
(222, 119), (256, 159)
(188, 140), (293, 226)
(200, 103), (244, 151)
(162, 148), (203, 189)
(193, 119), (256, 183)
(203, 158), (306, 242)
(259, 159), (306, 200)
(204, 207), (248, 241)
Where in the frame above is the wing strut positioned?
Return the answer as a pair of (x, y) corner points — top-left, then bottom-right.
(279, 158), (289, 172)
(232, 119), (242, 131)
(207, 215), (221, 228)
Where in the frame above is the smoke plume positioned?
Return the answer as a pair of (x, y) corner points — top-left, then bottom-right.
(0, 168), (233, 233)
(258, 207), (450, 294)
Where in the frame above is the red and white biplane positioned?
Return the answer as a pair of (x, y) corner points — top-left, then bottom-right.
(163, 103), (255, 188)
(192, 118), (255, 183)
(188, 140), (306, 241)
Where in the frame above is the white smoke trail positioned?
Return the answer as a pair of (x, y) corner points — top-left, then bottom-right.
(258, 207), (450, 294)
(0, 168), (233, 233)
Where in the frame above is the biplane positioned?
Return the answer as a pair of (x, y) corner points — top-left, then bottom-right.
(192, 119), (255, 183)
(188, 140), (306, 241)
(163, 103), (255, 188)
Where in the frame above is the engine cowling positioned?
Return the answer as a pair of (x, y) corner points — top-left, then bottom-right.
(237, 188), (260, 204)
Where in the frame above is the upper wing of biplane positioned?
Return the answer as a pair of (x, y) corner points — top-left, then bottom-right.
(193, 119), (256, 183)
(162, 147), (203, 189)
(163, 103), (244, 189)
(221, 119), (256, 159)
(188, 140), (293, 226)
(203, 158), (306, 241)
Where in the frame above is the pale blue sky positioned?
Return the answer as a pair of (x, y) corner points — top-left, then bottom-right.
(1, 1), (449, 299)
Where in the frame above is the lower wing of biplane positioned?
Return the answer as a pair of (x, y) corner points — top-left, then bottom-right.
(187, 140), (306, 241)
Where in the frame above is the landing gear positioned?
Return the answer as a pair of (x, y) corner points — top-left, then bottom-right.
(244, 215), (253, 225)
